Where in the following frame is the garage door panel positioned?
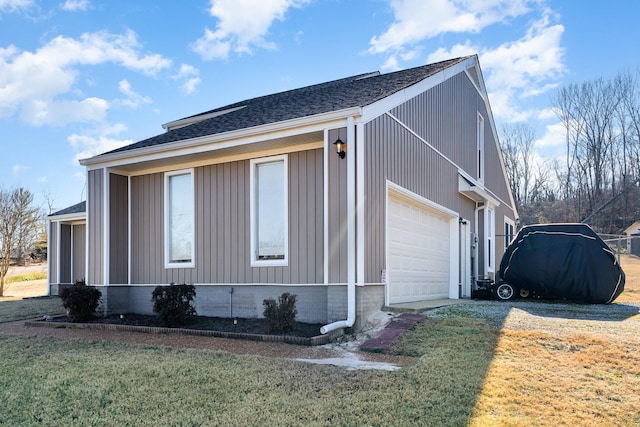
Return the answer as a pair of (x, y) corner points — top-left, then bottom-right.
(389, 194), (452, 304)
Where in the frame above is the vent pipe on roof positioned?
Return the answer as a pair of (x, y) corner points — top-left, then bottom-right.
(321, 117), (357, 334)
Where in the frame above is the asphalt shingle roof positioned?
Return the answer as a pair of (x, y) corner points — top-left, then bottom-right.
(101, 56), (470, 156)
(48, 201), (86, 217)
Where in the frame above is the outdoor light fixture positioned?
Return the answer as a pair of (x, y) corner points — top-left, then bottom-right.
(333, 137), (346, 159)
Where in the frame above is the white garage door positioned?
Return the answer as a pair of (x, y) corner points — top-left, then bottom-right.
(388, 192), (452, 304)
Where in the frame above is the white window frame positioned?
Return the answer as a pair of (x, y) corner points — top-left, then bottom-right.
(486, 206), (495, 273)
(504, 216), (515, 249)
(164, 168), (195, 269)
(250, 155), (288, 267)
(477, 112), (485, 183)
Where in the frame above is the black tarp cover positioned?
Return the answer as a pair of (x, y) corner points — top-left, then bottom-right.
(499, 223), (625, 304)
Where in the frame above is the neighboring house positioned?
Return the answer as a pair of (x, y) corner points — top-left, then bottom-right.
(624, 221), (640, 256)
(48, 55), (517, 332)
(47, 201), (86, 295)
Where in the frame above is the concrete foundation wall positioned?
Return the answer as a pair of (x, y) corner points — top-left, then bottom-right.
(95, 283), (387, 329)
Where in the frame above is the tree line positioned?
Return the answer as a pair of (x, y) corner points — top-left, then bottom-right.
(501, 68), (640, 234)
(0, 187), (43, 296)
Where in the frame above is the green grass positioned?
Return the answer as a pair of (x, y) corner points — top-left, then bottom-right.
(5, 272), (48, 283)
(0, 300), (499, 426)
(0, 297), (64, 323)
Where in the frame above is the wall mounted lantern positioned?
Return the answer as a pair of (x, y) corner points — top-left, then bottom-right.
(333, 137), (346, 159)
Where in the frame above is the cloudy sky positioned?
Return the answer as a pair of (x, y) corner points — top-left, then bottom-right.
(1, 0), (639, 211)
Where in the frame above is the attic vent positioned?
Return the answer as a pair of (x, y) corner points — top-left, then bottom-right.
(355, 71), (381, 81)
(466, 66), (482, 90)
(162, 105), (247, 131)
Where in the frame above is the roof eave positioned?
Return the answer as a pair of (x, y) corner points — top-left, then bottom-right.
(80, 106), (362, 168)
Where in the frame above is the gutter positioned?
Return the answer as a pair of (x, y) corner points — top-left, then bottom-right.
(321, 117), (357, 334)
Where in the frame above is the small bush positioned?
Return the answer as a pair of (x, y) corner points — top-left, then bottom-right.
(263, 292), (297, 333)
(151, 283), (196, 327)
(59, 279), (101, 322)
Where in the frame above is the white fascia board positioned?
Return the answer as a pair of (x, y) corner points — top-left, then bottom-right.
(48, 212), (86, 222)
(80, 107), (362, 169)
(360, 56), (477, 124)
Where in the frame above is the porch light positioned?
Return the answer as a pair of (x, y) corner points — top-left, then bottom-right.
(333, 137), (346, 159)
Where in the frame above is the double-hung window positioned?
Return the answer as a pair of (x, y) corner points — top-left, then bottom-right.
(250, 155), (288, 266)
(164, 169), (195, 268)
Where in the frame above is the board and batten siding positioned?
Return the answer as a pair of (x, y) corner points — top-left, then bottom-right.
(328, 129), (348, 284)
(363, 72), (492, 284)
(87, 169), (104, 285)
(109, 173), (129, 284)
(130, 149), (325, 285)
(72, 224), (86, 283)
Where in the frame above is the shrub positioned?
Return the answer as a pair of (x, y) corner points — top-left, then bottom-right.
(263, 292), (298, 333)
(59, 279), (101, 322)
(151, 283), (196, 327)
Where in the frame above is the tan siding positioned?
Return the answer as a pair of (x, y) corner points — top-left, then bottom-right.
(72, 224), (86, 282)
(87, 169), (103, 285)
(130, 149), (324, 285)
(109, 173), (128, 284)
(364, 74), (484, 283)
(328, 129), (348, 283)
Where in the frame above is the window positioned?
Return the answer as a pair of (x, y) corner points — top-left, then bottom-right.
(164, 169), (194, 268)
(477, 113), (485, 182)
(504, 218), (515, 249)
(250, 155), (288, 266)
(487, 207), (495, 272)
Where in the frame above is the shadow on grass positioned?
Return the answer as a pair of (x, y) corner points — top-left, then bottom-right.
(383, 298), (639, 425)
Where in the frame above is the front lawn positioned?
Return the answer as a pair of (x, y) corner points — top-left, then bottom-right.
(0, 297), (63, 323)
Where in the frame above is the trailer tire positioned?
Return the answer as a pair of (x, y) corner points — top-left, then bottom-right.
(494, 282), (518, 301)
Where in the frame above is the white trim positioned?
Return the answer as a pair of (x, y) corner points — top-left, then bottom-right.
(323, 129), (329, 285)
(70, 224), (74, 283)
(485, 206), (495, 274)
(106, 282), (329, 288)
(47, 212), (86, 222)
(385, 181), (460, 304)
(56, 221), (61, 285)
(103, 168), (109, 286)
(80, 108), (360, 168)
(360, 56), (477, 123)
(249, 154), (289, 267)
(504, 216), (516, 249)
(46, 220), (51, 294)
(477, 112), (485, 183)
(128, 175), (132, 285)
(164, 168), (196, 269)
(85, 169), (90, 285)
(356, 122), (365, 286)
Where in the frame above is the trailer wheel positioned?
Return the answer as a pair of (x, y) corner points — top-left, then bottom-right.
(494, 282), (517, 301)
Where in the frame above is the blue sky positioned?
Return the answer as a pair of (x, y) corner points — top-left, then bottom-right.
(1, 0), (639, 212)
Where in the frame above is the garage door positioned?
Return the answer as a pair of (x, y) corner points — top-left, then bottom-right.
(388, 192), (452, 304)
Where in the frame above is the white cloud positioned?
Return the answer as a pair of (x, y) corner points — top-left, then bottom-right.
(0, 0), (32, 12)
(69, 123), (132, 163)
(535, 120), (566, 149)
(21, 97), (108, 126)
(116, 79), (152, 108)
(192, 0), (310, 60)
(369, 0), (531, 55)
(0, 30), (171, 125)
(423, 9), (566, 122)
(12, 164), (28, 175)
(60, 0), (89, 11)
(172, 64), (201, 94)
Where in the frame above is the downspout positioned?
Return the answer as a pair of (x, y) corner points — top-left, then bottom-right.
(321, 117), (356, 334)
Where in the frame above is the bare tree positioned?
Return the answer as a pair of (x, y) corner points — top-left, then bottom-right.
(0, 188), (40, 296)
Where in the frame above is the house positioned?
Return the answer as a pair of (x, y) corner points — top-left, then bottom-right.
(48, 55), (517, 332)
(624, 221), (640, 256)
(47, 201), (86, 295)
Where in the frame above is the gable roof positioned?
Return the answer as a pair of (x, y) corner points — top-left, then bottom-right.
(96, 56), (471, 158)
(48, 201), (86, 218)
